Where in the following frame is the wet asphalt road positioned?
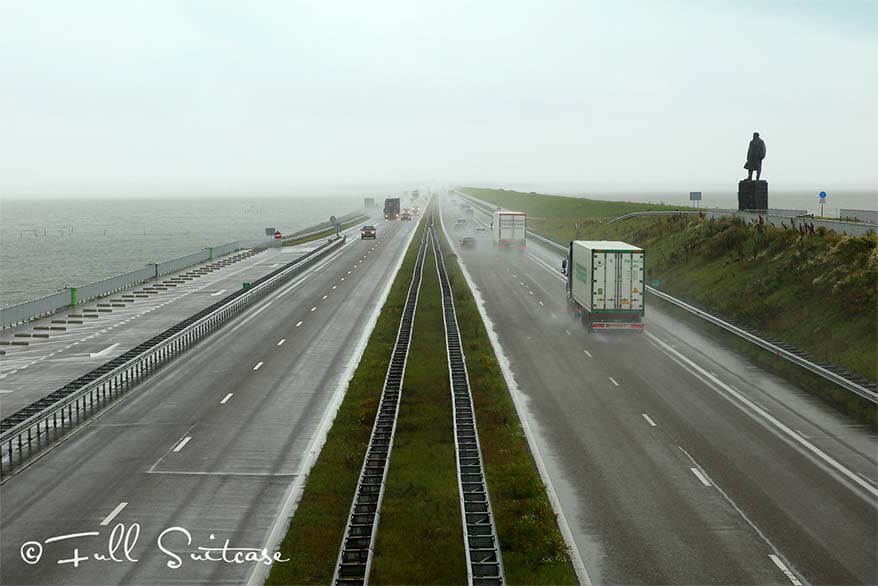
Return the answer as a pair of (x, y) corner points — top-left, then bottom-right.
(441, 195), (877, 585)
(0, 214), (418, 585)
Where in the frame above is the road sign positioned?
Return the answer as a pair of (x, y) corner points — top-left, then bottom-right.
(329, 215), (337, 224)
(819, 191), (827, 199)
(265, 227), (276, 236)
(689, 191), (702, 201)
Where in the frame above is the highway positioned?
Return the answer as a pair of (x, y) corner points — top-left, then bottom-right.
(0, 214), (419, 585)
(440, 196), (877, 585)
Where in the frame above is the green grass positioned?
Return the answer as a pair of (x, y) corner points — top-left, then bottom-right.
(433, 209), (578, 584)
(369, 241), (467, 584)
(265, 214), (428, 586)
(460, 187), (877, 422)
(282, 215), (369, 246)
(460, 186), (695, 246)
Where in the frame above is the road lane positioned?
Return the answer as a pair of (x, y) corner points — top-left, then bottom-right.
(441, 195), (877, 584)
(0, 217), (417, 585)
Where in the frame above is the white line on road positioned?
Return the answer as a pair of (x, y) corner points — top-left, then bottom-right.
(173, 436), (191, 452)
(565, 329), (572, 336)
(539, 301), (544, 306)
(296, 321), (303, 327)
(690, 467), (712, 487)
(340, 277), (345, 281)
(220, 393), (234, 404)
(648, 332), (878, 499)
(277, 338), (285, 346)
(100, 502), (128, 526)
(769, 555), (803, 586)
(210, 289), (227, 296)
(583, 350), (592, 358)
(642, 413), (657, 427)
(253, 361), (264, 371)
(89, 343), (119, 358)
(310, 306), (316, 312)
(609, 377), (619, 387)
(332, 285), (337, 290)
(322, 295), (327, 300)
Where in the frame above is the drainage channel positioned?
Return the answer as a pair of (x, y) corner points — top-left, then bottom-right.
(430, 227), (505, 585)
(333, 227), (430, 585)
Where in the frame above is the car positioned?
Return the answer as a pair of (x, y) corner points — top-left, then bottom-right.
(459, 236), (476, 249)
(360, 225), (377, 239)
(400, 212), (412, 221)
(454, 219), (467, 231)
(475, 226), (487, 232)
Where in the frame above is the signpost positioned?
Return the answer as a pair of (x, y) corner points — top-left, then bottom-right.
(819, 191), (827, 218)
(689, 191), (702, 208)
(330, 215), (339, 238)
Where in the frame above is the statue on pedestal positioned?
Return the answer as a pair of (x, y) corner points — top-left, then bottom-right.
(744, 132), (766, 181)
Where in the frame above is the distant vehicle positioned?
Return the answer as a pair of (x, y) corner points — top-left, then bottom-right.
(475, 226), (487, 232)
(400, 212), (412, 221)
(454, 218), (467, 231)
(465, 208), (474, 216)
(361, 225), (377, 239)
(364, 197), (376, 208)
(384, 197), (401, 220)
(413, 206), (420, 215)
(563, 240), (644, 333)
(491, 210), (526, 250)
(459, 236), (476, 249)
(412, 189), (420, 200)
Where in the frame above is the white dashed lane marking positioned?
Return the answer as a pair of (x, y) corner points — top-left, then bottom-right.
(173, 436), (192, 453)
(220, 393), (234, 404)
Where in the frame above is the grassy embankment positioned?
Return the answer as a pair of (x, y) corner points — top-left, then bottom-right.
(282, 215), (369, 246)
(461, 187), (877, 424)
(266, 202), (577, 584)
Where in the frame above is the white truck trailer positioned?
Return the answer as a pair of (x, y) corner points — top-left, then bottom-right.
(563, 240), (645, 332)
(491, 210), (527, 250)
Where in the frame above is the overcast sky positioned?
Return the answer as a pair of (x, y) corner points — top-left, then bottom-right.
(1, 0), (876, 196)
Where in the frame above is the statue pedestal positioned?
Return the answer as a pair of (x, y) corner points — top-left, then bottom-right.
(738, 180), (768, 211)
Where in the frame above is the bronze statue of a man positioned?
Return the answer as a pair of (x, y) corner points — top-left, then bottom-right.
(744, 132), (766, 180)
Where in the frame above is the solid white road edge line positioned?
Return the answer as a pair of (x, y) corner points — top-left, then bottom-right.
(648, 332), (878, 501)
(434, 201), (593, 586)
(769, 554), (804, 586)
(100, 502), (128, 526)
(246, 209), (425, 586)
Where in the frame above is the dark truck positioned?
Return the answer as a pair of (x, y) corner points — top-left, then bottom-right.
(384, 197), (401, 220)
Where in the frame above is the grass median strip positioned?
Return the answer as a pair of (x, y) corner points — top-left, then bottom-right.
(369, 239), (467, 584)
(266, 216), (427, 586)
(434, 209), (578, 584)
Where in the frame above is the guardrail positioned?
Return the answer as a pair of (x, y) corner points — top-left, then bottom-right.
(332, 226), (429, 584)
(431, 226), (505, 584)
(520, 227), (877, 403)
(283, 215), (370, 244)
(0, 236), (345, 477)
(1, 241), (241, 330)
(645, 287), (877, 403)
(452, 190), (878, 400)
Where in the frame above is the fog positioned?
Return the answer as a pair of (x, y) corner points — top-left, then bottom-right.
(2, 1), (876, 198)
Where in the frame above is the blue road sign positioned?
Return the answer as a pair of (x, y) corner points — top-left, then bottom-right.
(819, 191), (827, 199)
